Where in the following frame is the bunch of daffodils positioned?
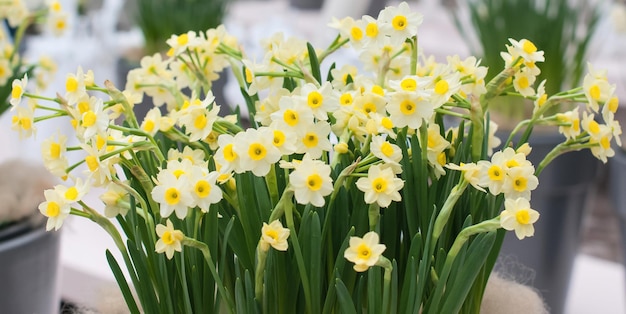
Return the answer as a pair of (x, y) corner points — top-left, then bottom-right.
(13, 2), (621, 313)
(0, 0), (66, 117)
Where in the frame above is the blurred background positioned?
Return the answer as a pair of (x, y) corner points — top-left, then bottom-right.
(1, 0), (625, 313)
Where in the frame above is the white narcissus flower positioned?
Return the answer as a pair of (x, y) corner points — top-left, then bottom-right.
(64, 66), (87, 105)
(297, 81), (339, 121)
(141, 107), (162, 136)
(344, 231), (386, 272)
(500, 197), (540, 240)
(100, 182), (130, 218)
(356, 164), (404, 208)
(289, 154), (333, 207)
(11, 105), (35, 139)
(151, 169), (194, 219)
(370, 135), (402, 166)
(260, 220), (290, 252)
(512, 68), (536, 97)
(386, 91), (434, 130)
(39, 188), (71, 231)
(378, 1), (423, 45)
(556, 108), (581, 140)
(10, 74), (28, 107)
(295, 121), (332, 159)
(155, 220), (185, 259)
(41, 132), (69, 178)
(235, 127), (282, 176)
(189, 170), (222, 213)
(502, 166), (538, 200)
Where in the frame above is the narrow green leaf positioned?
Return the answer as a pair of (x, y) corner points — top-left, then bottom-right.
(335, 278), (358, 314)
(106, 250), (141, 314)
(307, 42), (322, 84)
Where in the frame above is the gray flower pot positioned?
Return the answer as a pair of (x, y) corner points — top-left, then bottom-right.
(609, 147), (626, 269)
(496, 131), (600, 314)
(0, 219), (62, 314)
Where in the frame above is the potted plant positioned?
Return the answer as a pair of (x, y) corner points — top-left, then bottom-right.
(0, 1), (67, 312)
(117, 0), (231, 120)
(12, 1), (620, 313)
(448, 0), (604, 312)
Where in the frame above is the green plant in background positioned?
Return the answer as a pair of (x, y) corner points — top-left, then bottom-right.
(0, 0), (67, 117)
(134, 0), (230, 55)
(449, 0), (602, 122)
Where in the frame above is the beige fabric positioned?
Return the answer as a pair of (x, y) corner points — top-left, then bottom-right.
(481, 272), (549, 314)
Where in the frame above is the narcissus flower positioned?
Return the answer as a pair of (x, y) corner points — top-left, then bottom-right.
(344, 231), (386, 272)
(260, 220), (290, 252)
(155, 220), (185, 259)
(356, 164), (404, 208)
(289, 154), (333, 207)
(500, 197), (540, 240)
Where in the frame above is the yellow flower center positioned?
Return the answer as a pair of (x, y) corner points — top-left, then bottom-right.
(194, 114), (208, 129)
(306, 174), (323, 191)
(177, 33), (189, 46)
(223, 143), (237, 162)
(334, 142), (349, 154)
(340, 93), (353, 105)
(248, 143), (267, 161)
(588, 120), (600, 135)
(372, 177), (388, 193)
(50, 1), (62, 12)
(85, 155), (99, 172)
(284, 109), (299, 126)
(143, 120), (155, 133)
(173, 169), (185, 179)
(46, 202), (60, 217)
(265, 229), (279, 241)
(363, 102), (377, 114)
(601, 136), (611, 149)
(517, 76), (529, 89)
(371, 85), (384, 96)
(66, 77), (78, 92)
(195, 180), (211, 198)
(307, 91), (323, 108)
(399, 99), (416, 115)
(380, 142), (394, 157)
(65, 187), (78, 201)
(522, 40), (537, 54)
(351, 26), (363, 41)
(513, 176), (528, 191)
(365, 22), (378, 37)
(506, 159), (520, 168)
(273, 130), (286, 147)
(11, 85), (22, 99)
(18, 117), (31, 130)
(515, 209), (531, 225)
(589, 84), (601, 100)
(162, 230), (175, 245)
(381, 117), (393, 129)
(78, 101), (90, 114)
(434, 80), (449, 95)
(356, 243), (372, 259)
(55, 19), (66, 31)
(437, 152), (446, 166)
(165, 188), (181, 205)
(400, 78), (417, 91)
(50, 142), (61, 159)
(245, 68), (254, 84)
(82, 111), (97, 127)
(608, 97), (619, 113)
(537, 94), (548, 107)
(303, 133), (319, 148)
(487, 165), (504, 181)
(392, 15), (407, 30)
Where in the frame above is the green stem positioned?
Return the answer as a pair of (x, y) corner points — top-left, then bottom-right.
(182, 238), (236, 314)
(430, 179), (469, 249)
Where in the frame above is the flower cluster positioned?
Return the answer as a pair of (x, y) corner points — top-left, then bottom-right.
(12, 2), (621, 313)
(1, 0), (66, 117)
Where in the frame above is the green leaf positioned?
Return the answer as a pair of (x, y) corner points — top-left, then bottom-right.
(106, 250), (141, 314)
(335, 278), (358, 314)
(440, 231), (497, 313)
(307, 42), (322, 84)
